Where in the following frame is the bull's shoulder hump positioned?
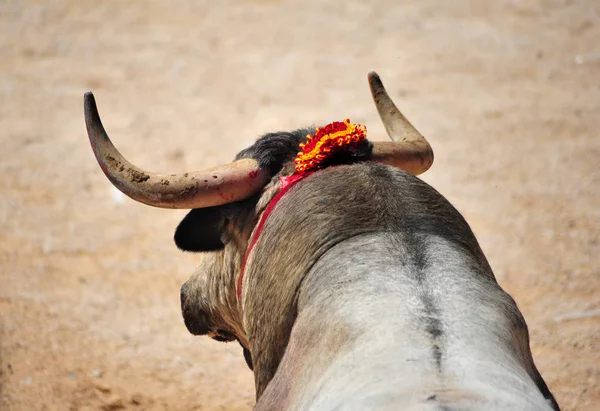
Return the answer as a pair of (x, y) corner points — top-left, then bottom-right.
(282, 163), (488, 267)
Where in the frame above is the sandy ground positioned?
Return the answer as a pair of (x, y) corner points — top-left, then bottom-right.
(1, 0), (599, 410)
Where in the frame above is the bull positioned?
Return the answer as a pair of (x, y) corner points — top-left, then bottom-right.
(83, 72), (560, 410)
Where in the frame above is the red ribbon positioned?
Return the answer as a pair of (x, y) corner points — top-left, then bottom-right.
(236, 172), (313, 299)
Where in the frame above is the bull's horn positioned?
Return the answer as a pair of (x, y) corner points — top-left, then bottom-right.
(368, 72), (434, 175)
(84, 92), (269, 209)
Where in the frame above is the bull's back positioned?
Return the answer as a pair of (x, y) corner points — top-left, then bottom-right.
(287, 233), (553, 411)
(254, 163), (556, 410)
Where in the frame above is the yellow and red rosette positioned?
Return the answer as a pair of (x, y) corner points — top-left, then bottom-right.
(294, 119), (367, 174)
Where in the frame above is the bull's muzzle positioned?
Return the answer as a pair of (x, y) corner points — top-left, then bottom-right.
(180, 283), (210, 336)
(180, 283), (236, 341)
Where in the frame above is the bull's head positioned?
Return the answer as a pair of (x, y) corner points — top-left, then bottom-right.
(84, 72), (433, 373)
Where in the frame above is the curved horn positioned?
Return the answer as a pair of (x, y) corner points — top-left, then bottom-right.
(368, 72), (434, 175)
(84, 92), (269, 209)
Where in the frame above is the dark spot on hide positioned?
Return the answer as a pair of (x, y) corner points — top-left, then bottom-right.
(421, 292), (444, 373)
(432, 343), (442, 371)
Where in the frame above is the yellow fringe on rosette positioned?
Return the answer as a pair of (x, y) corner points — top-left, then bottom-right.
(294, 119), (367, 174)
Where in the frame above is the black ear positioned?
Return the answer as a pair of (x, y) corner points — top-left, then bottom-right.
(174, 207), (226, 252)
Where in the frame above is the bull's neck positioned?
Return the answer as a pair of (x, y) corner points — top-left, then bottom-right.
(239, 165), (394, 397)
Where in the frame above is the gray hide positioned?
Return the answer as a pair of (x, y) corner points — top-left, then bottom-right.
(186, 162), (560, 410)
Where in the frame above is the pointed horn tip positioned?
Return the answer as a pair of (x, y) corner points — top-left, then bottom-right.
(368, 71), (384, 87)
(84, 91), (95, 107)
(367, 71), (380, 82)
(84, 91), (103, 128)
(83, 91), (109, 147)
(367, 72), (385, 96)
(84, 92), (97, 116)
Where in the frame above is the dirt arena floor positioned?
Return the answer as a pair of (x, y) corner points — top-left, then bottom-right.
(1, 1), (599, 410)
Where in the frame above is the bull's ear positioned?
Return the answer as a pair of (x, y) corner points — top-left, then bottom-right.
(174, 207), (226, 252)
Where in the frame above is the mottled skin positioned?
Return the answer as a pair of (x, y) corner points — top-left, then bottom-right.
(177, 130), (559, 410)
